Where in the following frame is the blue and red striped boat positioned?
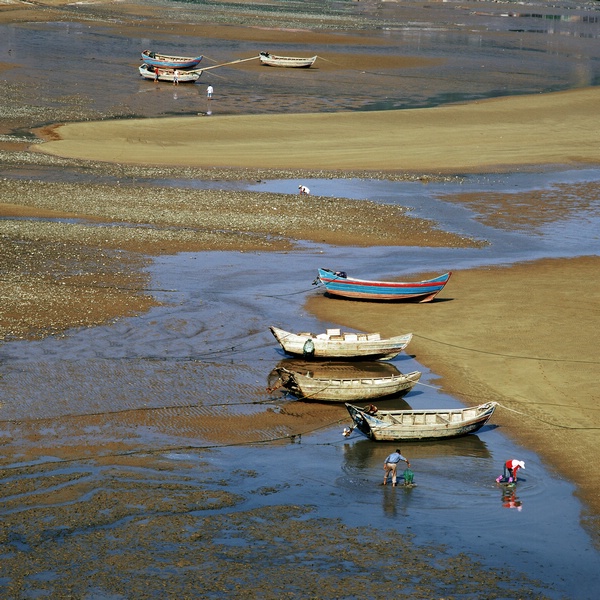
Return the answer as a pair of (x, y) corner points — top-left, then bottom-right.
(141, 50), (203, 69)
(315, 268), (451, 302)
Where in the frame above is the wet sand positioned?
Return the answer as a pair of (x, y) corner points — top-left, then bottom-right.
(0, 177), (480, 338)
(1, 0), (600, 596)
(309, 256), (600, 517)
(19, 0), (600, 522)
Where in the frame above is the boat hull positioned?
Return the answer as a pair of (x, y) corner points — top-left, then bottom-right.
(346, 402), (497, 441)
(138, 65), (200, 83)
(275, 368), (421, 402)
(259, 52), (317, 68)
(316, 268), (451, 302)
(269, 326), (412, 360)
(141, 50), (203, 69)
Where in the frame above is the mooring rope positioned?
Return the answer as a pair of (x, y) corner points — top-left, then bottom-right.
(414, 333), (600, 364)
(0, 415), (351, 471)
(496, 402), (600, 430)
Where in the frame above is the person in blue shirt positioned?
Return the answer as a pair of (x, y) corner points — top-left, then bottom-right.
(383, 449), (410, 486)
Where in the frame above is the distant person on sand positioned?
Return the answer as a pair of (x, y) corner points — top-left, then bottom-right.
(154, 68), (160, 83)
(383, 448), (410, 487)
(497, 459), (525, 483)
(298, 185), (310, 195)
(173, 70), (179, 86)
(207, 85), (213, 99)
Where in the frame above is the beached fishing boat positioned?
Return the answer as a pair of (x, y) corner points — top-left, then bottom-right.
(345, 402), (497, 442)
(314, 268), (452, 302)
(141, 50), (203, 69)
(271, 364), (421, 402)
(269, 326), (412, 360)
(269, 358), (407, 384)
(138, 64), (201, 83)
(259, 52), (317, 68)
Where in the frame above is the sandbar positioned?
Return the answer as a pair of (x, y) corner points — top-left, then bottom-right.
(36, 87), (600, 173)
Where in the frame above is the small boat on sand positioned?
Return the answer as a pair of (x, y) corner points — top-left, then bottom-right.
(269, 325), (412, 360)
(141, 50), (203, 69)
(259, 52), (317, 68)
(314, 268), (452, 302)
(345, 402), (497, 441)
(271, 364), (421, 402)
(138, 64), (201, 83)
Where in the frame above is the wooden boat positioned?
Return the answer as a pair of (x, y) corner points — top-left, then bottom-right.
(259, 52), (317, 68)
(315, 268), (452, 302)
(138, 64), (201, 83)
(269, 325), (412, 360)
(141, 50), (203, 69)
(272, 365), (421, 402)
(269, 358), (406, 384)
(345, 402), (497, 442)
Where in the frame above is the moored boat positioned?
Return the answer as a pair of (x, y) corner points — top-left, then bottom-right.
(259, 52), (317, 68)
(271, 365), (421, 402)
(269, 325), (412, 360)
(314, 268), (452, 302)
(141, 50), (203, 69)
(138, 64), (201, 83)
(345, 402), (497, 442)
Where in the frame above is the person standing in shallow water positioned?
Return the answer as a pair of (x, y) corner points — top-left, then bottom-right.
(503, 459), (525, 482)
(383, 448), (410, 486)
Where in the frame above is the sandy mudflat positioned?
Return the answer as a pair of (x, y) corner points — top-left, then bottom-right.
(0, 2), (599, 593)
(308, 257), (600, 520)
(29, 32), (600, 525)
(36, 87), (600, 173)
(31, 88), (600, 535)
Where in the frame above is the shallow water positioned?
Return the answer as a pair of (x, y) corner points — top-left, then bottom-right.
(3, 0), (600, 122)
(2, 170), (600, 597)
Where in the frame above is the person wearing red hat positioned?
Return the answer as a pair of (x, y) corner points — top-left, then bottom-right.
(503, 459), (526, 483)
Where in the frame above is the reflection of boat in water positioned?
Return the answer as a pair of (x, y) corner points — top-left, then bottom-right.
(346, 402), (497, 442)
(267, 359), (421, 403)
(342, 434), (492, 471)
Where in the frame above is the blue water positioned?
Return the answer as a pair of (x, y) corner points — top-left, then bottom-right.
(149, 169), (599, 598)
(1, 171), (599, 598)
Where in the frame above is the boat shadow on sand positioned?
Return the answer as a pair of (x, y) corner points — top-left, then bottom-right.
(320, 293), (455, 304)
